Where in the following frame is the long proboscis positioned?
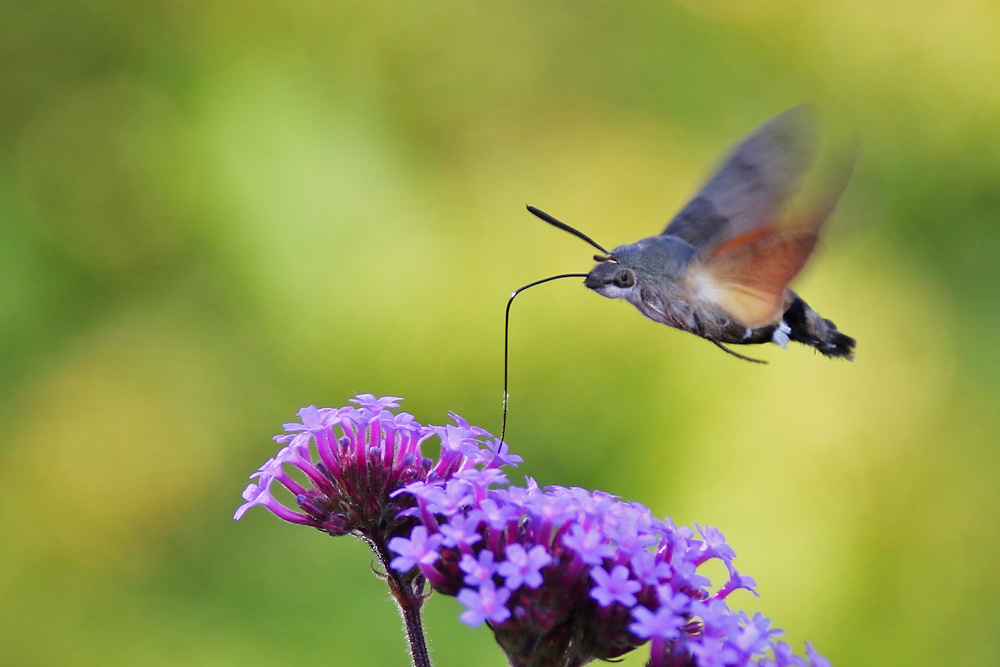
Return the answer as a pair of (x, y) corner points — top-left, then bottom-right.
(526, 205), (609, 255)
(500, 272), (590, 444)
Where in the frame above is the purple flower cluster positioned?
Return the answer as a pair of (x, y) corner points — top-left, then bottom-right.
(235, 396), (831, 667)
(234, 395), (520, 546)
(390, 472), (830, 667)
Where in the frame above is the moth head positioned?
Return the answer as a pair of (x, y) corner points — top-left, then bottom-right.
(584, 254), (637, 297)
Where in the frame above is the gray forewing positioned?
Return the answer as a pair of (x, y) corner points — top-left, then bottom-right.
(663, 106), (818, 250)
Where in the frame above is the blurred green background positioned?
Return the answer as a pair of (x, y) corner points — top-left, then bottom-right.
(2, 1), (999, 665)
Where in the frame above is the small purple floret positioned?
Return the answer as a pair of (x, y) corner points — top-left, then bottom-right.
(459, 550), (497, 587)
(497, 544), (551, 590)
(387, 526), (444, 572)
(590, 564), (642, 607)
(629, 604), (684, 640)
(563, 524), (618, 565)
(457, 579), (511, 627)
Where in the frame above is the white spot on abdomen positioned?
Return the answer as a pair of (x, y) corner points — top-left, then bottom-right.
(772, 320), (791, 349)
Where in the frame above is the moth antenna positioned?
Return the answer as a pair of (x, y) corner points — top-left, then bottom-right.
(711, 340), (768, 364)
(526, 205), (610, 255)
(501, 272), (590, 444)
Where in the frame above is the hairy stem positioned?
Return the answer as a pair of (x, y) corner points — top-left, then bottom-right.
(369, 536), (432, 667)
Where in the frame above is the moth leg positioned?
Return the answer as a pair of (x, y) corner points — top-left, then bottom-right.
(710, 340), (768, 364)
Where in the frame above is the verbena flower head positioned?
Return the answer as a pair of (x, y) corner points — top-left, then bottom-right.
(236, 395), (830, 667)
(234, 395), (521, 546)
(390, 472), (829, 667)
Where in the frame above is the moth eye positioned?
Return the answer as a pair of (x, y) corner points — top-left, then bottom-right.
(614, 270), (635, 288)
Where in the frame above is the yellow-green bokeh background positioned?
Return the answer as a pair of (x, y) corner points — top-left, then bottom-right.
(2, 2), (999, 665)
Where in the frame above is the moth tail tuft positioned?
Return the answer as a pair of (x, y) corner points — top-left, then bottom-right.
(782, 294), (855, 361)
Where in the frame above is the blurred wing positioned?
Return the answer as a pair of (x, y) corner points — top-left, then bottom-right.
(684, 227), (818, 328)
(664, 106), (817, 251)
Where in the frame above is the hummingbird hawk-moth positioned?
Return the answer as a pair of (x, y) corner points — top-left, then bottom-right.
(524, 105), (855, 364)
(499, 106), (854, 439)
